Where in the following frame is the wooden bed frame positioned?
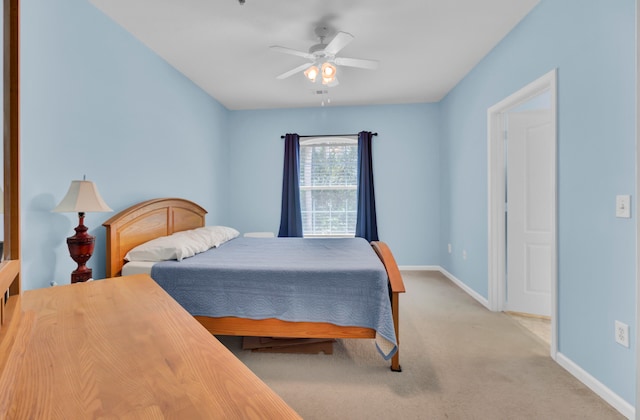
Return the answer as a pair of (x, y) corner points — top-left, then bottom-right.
(103, 198), (406, 371)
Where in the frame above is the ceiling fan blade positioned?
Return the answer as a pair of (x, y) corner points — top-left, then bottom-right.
(276, 63), (313, 80)
(324, 31), (354, 55)
(334, 57), (379, 70)
(270, 45), (314, 60)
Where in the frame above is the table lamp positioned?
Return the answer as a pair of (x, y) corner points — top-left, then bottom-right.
(53, 178), (112, 283)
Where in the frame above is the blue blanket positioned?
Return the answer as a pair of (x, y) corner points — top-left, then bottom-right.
(151, 237), (397, 360)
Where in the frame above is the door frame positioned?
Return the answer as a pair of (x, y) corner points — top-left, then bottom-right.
(487, 69), (558, 359)
(635, 3), (639, 417)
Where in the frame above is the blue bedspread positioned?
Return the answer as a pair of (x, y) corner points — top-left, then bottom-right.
(150, 237), (397, 360)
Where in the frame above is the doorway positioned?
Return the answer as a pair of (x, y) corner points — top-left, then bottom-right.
(487, 69), (557, 359)
(506, 106), (553, 317)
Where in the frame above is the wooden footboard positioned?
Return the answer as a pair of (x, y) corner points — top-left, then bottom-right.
(371, 241), (406, 372)
(103, 198), (406, 372)
(196, 241), (405, 372)
(195, 317), (375, 339)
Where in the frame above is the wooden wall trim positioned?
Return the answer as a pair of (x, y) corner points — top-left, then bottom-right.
(3, 0), (20, 294)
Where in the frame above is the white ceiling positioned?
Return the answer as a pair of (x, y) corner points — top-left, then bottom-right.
(89, 0), (540, 111)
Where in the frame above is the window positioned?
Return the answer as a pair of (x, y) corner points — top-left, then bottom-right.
(299, 136), (358, 237)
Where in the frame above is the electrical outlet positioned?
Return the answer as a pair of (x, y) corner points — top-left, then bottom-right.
(615, 320), (629, 348)
(462, 250), (467, 260)
(448, 244), (452, 254)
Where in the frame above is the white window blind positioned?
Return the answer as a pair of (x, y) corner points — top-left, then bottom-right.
(299, 136), (358, 237)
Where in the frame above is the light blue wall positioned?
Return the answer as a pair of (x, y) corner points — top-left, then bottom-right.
(17, 0), (637, 410)
(20, 2), (441, 284)
(21, 0), (230, 289)
(439, 0), (636, 404)
(226, 104), (441, 266)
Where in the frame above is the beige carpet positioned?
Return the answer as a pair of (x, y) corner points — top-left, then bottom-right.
(217, 271), (624, 419)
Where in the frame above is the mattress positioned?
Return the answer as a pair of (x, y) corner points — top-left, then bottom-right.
(122, 261), (155, 276)
(150, 237), (397, 360)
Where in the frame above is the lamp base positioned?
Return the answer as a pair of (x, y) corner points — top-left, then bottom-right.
(67, 212), (95, 284)
(70, 266), (93, 283)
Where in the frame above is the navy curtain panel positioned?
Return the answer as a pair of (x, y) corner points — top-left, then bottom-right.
(355, 131), (379, 241)
(278, 133), (303, 237)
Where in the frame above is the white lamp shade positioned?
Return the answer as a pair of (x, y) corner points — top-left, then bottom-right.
(53, 180), (112, 213)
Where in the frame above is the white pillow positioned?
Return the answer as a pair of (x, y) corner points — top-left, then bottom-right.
(200, 225), (241, 248)
(125, 226), (239, 262)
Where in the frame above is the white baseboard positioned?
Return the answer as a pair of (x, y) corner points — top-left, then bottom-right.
(556, 353), (634, 419)
(397, 265), (491, 309)
(399, 265), (440, 271)
(426, 265), (633, 419)
(437, 266), (491, 310)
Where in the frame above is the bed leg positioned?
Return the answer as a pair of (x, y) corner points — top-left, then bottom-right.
(390, 290), (402, 372)
(390, 354), (402, 372)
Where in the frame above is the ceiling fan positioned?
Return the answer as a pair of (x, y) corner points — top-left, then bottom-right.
(270, 26), (379, 87)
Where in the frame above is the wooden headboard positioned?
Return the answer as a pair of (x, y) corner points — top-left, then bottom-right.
(102, 198), (207, 277)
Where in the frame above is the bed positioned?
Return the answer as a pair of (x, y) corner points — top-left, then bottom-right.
(103, 198), (405, 371)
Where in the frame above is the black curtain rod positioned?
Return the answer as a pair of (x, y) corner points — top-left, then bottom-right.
(280, 132), (378, 139)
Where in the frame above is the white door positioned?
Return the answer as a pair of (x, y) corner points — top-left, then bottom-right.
(506, 110), (553, 316)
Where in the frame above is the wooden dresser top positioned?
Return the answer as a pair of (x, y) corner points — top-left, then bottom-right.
(7, 274), (300, 419)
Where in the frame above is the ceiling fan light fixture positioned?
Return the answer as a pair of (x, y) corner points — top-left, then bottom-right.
(321, 62), (336, 77)
(272, 29), (377, 88)
(320, 62), (337, 85)
(304, 65), (319, 82)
